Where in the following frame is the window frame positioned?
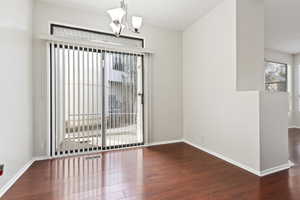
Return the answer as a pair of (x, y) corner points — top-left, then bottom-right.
(50, 23), (145, 48)
(264, 60), (288, 92)
(48, 24), (146, 155)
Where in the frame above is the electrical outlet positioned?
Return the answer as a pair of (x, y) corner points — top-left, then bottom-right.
(0, 164), (4, 176)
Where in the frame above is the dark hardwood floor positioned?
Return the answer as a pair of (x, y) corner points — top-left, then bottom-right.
(2, 129), (300, 200)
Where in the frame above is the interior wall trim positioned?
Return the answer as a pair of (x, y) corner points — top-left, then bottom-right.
(183, 139), (291, 177)
(260, 163), (290, 177)
(0, 159), (35, 198)
(1, 139), (292, 198)
(289, 126), (300, 129)
(39, 35), (154, 55)
(145, 139), (183, 147)
(183, 139), (261, 176)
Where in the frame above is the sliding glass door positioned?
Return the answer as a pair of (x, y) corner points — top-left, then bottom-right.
(104, 52), (144, 148)
(50, 42), (144, 156)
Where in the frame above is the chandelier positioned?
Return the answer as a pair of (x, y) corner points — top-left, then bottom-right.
(107, 0), (143, 37)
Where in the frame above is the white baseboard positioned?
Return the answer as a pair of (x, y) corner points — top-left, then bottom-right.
(0, 139), (290, 198)
(289, 126), (300, 129)
(289, 160), (295, 167)
(0, 140), (183, 197)
(183, 139), (290, 177)
(183, 139), (261, 176)
(146, 139), (183, 147)
(260, 163), (290, 176)
(32, 148), (296, 177)
(0, 159), (35, 198)
(36, 140), (184, 160)
(33, 140), (183, 161)
(34, 156), (51, 161)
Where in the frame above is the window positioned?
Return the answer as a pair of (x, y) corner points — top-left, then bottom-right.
(50, 24), (144, 48)
(49, 24), (145, 155)
(108, 94), (121, 113)
(112, 54), (125, 71)
(264, 61), (287, 92)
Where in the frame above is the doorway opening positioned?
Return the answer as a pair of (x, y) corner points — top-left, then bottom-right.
(50, 43), (144, 156)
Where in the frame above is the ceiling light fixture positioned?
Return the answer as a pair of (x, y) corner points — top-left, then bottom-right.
(107, 0), (143, 37)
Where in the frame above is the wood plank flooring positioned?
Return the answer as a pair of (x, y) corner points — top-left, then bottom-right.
(2, 129), (300, 200)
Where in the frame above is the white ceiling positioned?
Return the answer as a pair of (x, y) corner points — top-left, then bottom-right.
(37, 0), (223, 31)
(265, 0), (300, 54)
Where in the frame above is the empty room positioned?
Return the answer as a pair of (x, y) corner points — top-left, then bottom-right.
(1, 0), (300, 199)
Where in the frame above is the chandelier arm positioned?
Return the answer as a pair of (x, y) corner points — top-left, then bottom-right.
(108, 0), (142, 36)
(122, 0), (131, 31)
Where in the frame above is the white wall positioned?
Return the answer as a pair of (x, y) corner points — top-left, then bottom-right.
(236, 0), (265, 91)
(33, 1), (183, 156)
(183, 0), (289, 173)
(264, 49), (294, 127)
(183, 0), (261, 171)
(259, 92), (289, 171)
(265, 49), (294, 66)
(0, 0), (33, 190)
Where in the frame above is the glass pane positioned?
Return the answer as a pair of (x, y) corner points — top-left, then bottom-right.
(52, 25), (144, 48)
(105, 53), (144, 147)
(265, 82), (287, 92)
(265, 62), (287, 84)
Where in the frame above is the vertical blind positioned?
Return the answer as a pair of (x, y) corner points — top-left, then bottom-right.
(50, 41), (144, 156)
